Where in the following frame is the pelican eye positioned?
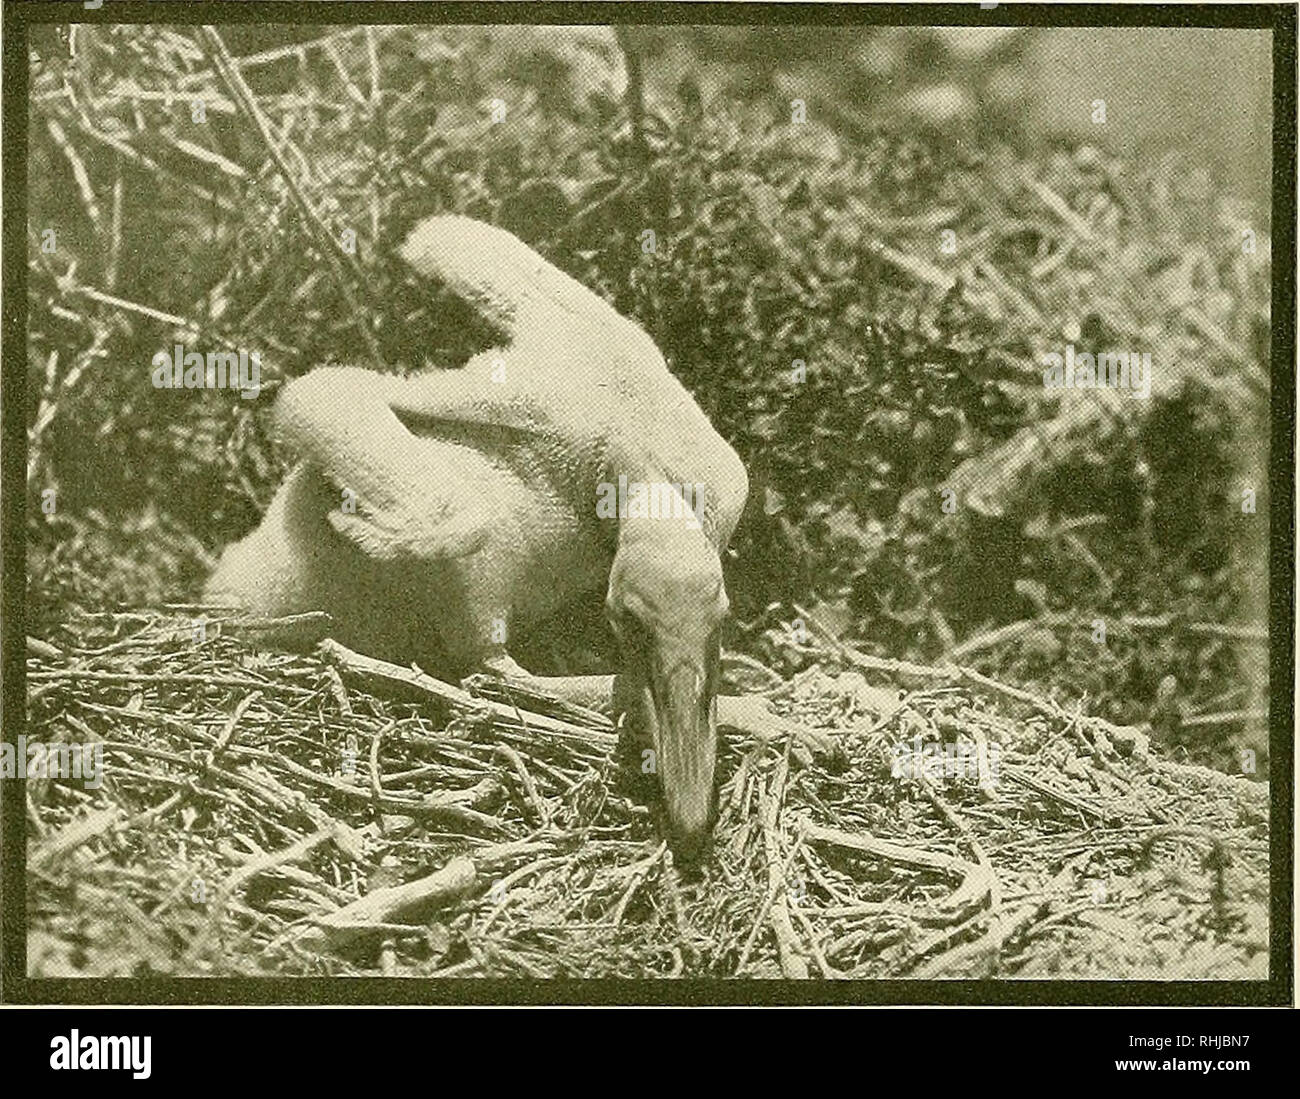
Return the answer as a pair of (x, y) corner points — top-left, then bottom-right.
(607, 604), (650, 647)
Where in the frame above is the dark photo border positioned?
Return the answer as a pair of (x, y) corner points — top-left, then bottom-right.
(2, 1), (1293, 1006)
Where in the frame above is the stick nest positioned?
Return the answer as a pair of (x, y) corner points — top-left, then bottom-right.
(24, 609), (1268, 982)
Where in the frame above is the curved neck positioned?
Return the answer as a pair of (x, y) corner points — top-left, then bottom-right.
(605, 471), (714, 551)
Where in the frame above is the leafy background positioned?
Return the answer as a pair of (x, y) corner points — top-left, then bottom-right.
(26, 23), (1272, 776)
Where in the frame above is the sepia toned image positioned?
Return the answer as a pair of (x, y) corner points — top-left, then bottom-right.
(6, 5), (1287, 998)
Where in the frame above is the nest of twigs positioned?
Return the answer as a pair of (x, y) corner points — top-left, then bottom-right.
(26, 610), (1268, 980)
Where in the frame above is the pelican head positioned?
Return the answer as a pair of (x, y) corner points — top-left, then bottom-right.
(606, 525), (729, 861)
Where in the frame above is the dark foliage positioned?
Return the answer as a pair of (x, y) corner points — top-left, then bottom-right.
(26, 25), (1271, 773)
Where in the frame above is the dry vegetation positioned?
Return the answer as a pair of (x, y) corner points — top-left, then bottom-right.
(26, 608), (1268, 979)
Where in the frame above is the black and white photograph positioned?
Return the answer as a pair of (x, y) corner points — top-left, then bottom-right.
(3, 0), (1291, 1011)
